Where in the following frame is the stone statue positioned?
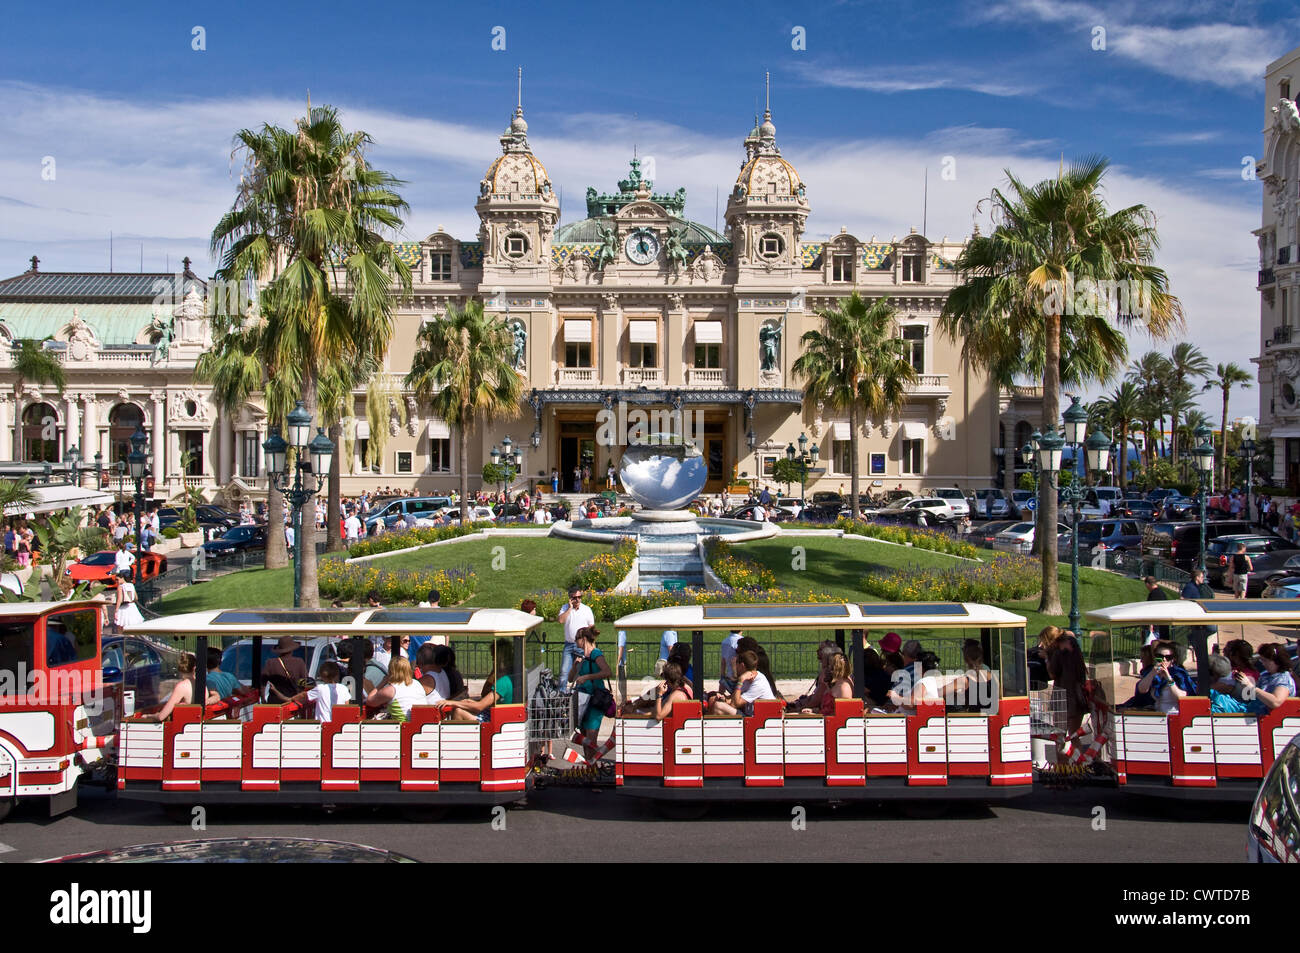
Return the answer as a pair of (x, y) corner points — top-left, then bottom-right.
(510, 320), (527, 370)
(147, 313), (174, 364)
(594, 223), (618, 271)
(664, 226), (690, 270)
(759, 322), (782, 371)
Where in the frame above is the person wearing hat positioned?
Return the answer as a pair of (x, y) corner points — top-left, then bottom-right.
(263, 635), (308, 703)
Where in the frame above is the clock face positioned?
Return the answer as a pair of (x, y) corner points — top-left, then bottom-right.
(625, 228), (660, 265)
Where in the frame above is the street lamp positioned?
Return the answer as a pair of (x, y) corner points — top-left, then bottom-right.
(1192, 422), (1216, 575)
(784, 432), (817, 509)
(263, 400), (333, 608)
(489, 437), (522, 497)
(1236, 432), (1258, 527)
(127, 427), (149, 585)
(63, 445), (81, 487)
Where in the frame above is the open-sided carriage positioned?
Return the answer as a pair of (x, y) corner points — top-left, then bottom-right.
(1083, 599), (1300, 801)
(115, 607), (549, 808)
(609, 602), (1034, 804)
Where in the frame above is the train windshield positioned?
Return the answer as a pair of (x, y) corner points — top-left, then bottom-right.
(0, 619), (36, 688)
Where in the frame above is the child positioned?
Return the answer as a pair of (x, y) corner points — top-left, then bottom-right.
(294, 660), (351, 722)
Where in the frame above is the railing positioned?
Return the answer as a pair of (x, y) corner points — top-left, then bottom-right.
(687, 368), (727, 387)
(557, 367), (595, 385)
(1274, 325), (1292, 345)
(907, 373), (951, 396)
(183, 475), (207, 489)
(1280, 246), (1292, 265)
(1261, 268), (1276, 286)
(621, 367), (662, 386)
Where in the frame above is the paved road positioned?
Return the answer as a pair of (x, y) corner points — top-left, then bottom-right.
(0, 783), (1248, 863)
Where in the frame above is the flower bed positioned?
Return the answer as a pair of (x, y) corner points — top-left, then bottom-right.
(836, 517), (980, 558)
(527, 584), (839, 623)
(703, 537), (776, 590)
(861, 554), (1039, 602)
(568, 537), (637, 591)
(346, 522), (493, 558)
(318, 561), (477, 605)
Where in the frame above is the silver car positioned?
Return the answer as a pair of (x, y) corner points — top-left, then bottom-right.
(1248, 734), (1299, 863)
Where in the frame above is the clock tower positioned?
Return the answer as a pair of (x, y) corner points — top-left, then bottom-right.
(724, 94), (809, 277)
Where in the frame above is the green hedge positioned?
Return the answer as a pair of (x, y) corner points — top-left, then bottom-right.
(568, 537), (637, 591)
(703, 537), (776, 589)
(527, 585), (838, 623)
(861, 553), (1039, 602)
(836, 517), (980, 558)
(346, 522), (494, 559)
(318, 561), (477, 605)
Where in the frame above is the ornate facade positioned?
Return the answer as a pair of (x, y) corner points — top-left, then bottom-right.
(1256, 44), (1300, 492)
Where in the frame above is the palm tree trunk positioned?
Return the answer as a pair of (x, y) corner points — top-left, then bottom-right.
(458, 415), (470, 525)
(1219, 387), (1230, 495)
(297, 375), (321, 609)
(265, 482), (288, 569)
(1118, 421), (1129, 494)
(327, 422), (343, 552)
(849, 402), (860, 520)
(1170, 411), (1179, 465)
(1038, 314), (1062, 615)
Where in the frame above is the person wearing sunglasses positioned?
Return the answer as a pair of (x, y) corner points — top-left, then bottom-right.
(1134, 640), (1196, 714)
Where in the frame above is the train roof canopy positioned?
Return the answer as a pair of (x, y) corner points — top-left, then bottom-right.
(612, 602), (1026, 630)
(1085, 600), (1300, 626)
(126, 607), (544, 637)
(0, 600), (106, 617)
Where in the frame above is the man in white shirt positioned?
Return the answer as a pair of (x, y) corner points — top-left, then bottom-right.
(343, 509), (363, 542)
(556, 587), (595, 686)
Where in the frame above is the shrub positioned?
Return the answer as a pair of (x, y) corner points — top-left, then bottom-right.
(346, 522), (493, 559)
(836, 517), (979, 558)
(526, 584), (840, 623)
(861, 554), (1040, 602)
(568, 537), (636, 591)
(161, 527), (180, 539)
(318, 561), (477, 605)
(703, 537), (776, 589)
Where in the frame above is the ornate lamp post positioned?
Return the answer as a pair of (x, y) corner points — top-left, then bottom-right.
(263, 400), (333, 608)
(126, 427), (149, 584)
(63, 444), (82, 487)
(1192, 423), (1216, 574)
(1236, 427), (1258, 527)
(489, 436), (522, 498)
(784, 432), (818, 508)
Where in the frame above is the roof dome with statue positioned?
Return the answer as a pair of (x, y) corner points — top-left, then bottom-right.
(481, 102), (553, 196)
(553, 158), (725, 244)
(734, 107), (804, 199)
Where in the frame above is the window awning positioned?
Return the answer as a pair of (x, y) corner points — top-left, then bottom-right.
(899, 421), (927, 440)
(355, 421), (370, 440)
(1266, 426), (1300, 440)
(426, 418), (451, 440)
(694, 321), (723, 344)
(564, 319), (593, 343)
(629, 320), (657, 344)
(830, 422), (851, 440)
(4, 484), (115, 517)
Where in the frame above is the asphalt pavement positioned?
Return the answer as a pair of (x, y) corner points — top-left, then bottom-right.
(0, 783), (1247, 863)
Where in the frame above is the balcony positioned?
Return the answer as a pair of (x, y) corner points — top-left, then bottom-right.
(1260, 268), (1276, 286)
(557, 367), (596, 385)
(621, 367), (663, 387)
(687, 368), (727, 387)
(1280, 246), (1292, 265)
(907, 373), (952, 398)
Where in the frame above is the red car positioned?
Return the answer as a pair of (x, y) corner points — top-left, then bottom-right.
(66, 550), (168, 586)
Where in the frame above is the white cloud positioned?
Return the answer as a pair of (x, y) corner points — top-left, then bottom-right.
(791, 63), (1036, 98)
(0, 80), (1261, 420)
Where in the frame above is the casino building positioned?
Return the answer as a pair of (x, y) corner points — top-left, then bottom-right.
(0, 96), (1041, 503)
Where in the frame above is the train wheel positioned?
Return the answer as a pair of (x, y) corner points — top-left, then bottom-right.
(654, 799), (709, 820)
(0, 796), (13, 823)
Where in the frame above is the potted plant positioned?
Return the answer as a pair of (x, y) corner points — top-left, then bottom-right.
(176, 488), (204, 548)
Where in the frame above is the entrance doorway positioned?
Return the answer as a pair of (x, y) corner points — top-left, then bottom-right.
(559, 420), (596, 494)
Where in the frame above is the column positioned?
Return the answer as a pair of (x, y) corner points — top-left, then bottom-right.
(13, 394), (23, 461)
(219, 414), (234, 483)
(151, 392), (166, 484)
(666, 295), (685, 386)
(0, 396), (10, 460)
(81, 394), (97, 468)
(65, 393), (81, 457)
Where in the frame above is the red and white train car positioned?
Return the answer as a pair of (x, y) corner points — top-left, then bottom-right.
(0, 601), (115, 820)
(116, 607), (541, 807)
(611, 602), (1034, 804)
(1085, 600), (1300, 801)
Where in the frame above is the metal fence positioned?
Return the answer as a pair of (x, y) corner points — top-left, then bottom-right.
(1085, 548), (1190, 587)
(137, 542), (328, 611)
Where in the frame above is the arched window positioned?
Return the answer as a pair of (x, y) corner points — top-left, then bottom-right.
(108, 403), (145, 466)
(22, 402), (58, 462)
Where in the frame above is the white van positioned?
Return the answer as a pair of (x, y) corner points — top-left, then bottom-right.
(927, 487), (970, 517)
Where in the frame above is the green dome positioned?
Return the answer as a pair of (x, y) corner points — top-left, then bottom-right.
(554, 215), (725, 245)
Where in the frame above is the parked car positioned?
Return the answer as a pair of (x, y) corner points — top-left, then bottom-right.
(201, 524), (269, 559)
(66, 550), (168, 586)
(1115, 498), (1157, 521)
(364, 496), (454, 533)
(43, 837), (419, 864)
(775, 497), (804, 520)
(926, 487), (970, 518)
(726, 503), (790, 523)
(1059, 518), (1146, 558)
(866, 507), (957, 533)
(971, 520), (1019, 548)
(1142, 520), (1261, 571)
(971, 491), (1015, 519)
(858, 496), (957, 521)
(101, 633), (187, 711)
(1247, 734), (1300, 863)
(1262, 575), (1300, 599)
(157, 505), (240, 531)
(1205, 536), (1300, 592)
(798, 501), (843, 523)
(993, 521), (1070, 555)
(1161, 495), (1204, 521)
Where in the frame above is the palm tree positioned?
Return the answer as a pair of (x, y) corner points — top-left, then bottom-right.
(1166, 343), (1210, 464)
(1093, 381), (1141, 492)
(792, 293), (917, 520)
(210, 104), (412, 605)
(10, 338), (67, 459)
(940, 156), (1181, 614)
(1165, 382), (1198, 480)
(195, 321), (294, 570)
(1206, 362), (1253, 493)
(1128, 351), (1173, 469)
(405, 301), (523, 524)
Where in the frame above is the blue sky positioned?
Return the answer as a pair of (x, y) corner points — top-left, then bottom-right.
(0, 0), (1297, 415)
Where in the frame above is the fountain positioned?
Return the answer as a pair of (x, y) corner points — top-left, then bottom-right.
(552, 435), (777, 590)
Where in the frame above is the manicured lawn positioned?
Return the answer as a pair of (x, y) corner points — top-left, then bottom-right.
(154, 536), (605, 614)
